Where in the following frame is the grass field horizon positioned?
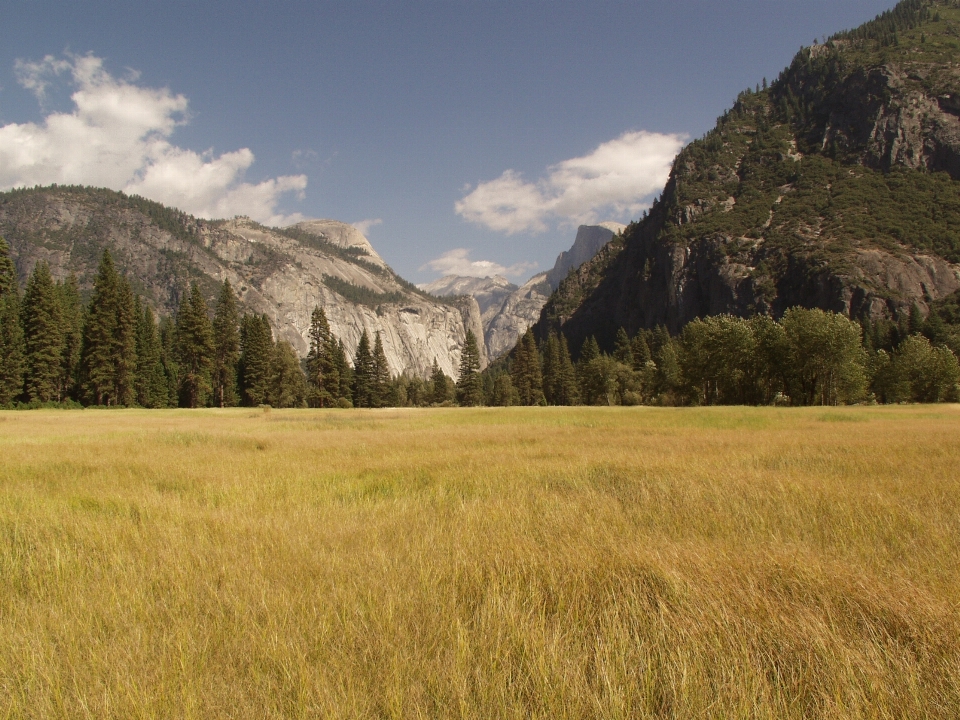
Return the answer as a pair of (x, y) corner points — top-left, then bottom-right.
(3, 405), (959, 718)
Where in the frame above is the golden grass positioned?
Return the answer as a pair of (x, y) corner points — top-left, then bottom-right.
(1, 405), (959, 718)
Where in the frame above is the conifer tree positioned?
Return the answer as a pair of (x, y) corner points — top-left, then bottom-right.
(613, 327), (634, 367)
(511, 328), (544, 405)
(631, 333), (652, 370)
(305, 305), (335, 407)
(430, 358), (451, 405)
(175, 283), (215, 408)
(371, 331), (392, 407)
(270, 340), (307, 408)
(21, 261), (63, 403)
(134, 299), (168, 408)
(211, 280), (241, 407)
(239, 314), (273, 405)
(56, 274), (83, 401)
(555, 333), (580, 406)
(0, 237), (24, 405)
(352, 329), (375, 408)
(541, 331), (561, 404)
(456, 329), (483, 406)
(159, 315), (180, 407)
(80, 250), (136, 406)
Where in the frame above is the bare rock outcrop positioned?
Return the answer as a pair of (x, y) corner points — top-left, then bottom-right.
(0, 187), (484, 378)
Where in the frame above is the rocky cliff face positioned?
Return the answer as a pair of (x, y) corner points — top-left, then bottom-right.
(0, 186), (485, 378)
(545, 223), (624, 290)
(538, 1), (960, 352)
(422, 224), (619, 358)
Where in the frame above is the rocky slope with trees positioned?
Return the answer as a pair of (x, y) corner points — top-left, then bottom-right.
(536, 0), (960, 355)
(0, 186), (484, 379)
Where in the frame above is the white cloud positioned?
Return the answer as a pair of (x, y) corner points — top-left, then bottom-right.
(0, 53), (306, 225)
(455, 130), (686, 235)
(420, 248), (538, 279)
(351, 218), (382, 236)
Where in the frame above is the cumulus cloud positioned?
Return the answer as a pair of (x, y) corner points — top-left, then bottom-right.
(0, 54), (307, 225)
(455, 130), (686, 235)
(351, 218), (382, 236)
(420, 248), (538, 279)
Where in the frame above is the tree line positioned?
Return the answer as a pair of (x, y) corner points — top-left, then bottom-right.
(0, 239), (487, 409)
(3, 237), (956, 410)
(484, 307), (960, 407)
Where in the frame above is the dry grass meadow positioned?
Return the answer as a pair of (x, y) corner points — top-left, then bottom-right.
(1, 405), (959, 718)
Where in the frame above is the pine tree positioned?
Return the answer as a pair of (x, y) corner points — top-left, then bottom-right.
(556, 333), (580, 406)
(613, 327), (634, 367)
(21, 261), (63, 403)
(239, 314), (273, 406)
(56, 274), (83, 401)
(175, 283), (215, 408)
(134, 299), (168, 408)
(211, 280), (241, 407)
(159, 315), (180, 407)
(0, 237), (24, 405)
(352, 329), (375, 408)
(631, 333), (652, 370)
(430, 358), (450, 405)
(80, 250), (135, 406)
(511, 329), (544, 405)
(456, 329), (483, 406)
(371, 332), (391, 407)
(270, 340), (307, 408)
(305, 305), (335, 407)
(541, 331), (561, 404)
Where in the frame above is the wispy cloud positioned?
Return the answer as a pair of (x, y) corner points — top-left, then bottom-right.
(420, 248), (537, 279)
(0, 53), (307, 225)
(351, 218), (382, 236)
(455, 130), (686, 235)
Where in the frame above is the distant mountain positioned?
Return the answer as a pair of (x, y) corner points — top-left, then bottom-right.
(0, 186), (485, 378)
(537, 0), (960, 353)
(421, 224), (621, 358)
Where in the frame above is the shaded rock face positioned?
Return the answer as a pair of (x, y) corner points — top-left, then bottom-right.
(537, 13), (960, 352)
(545, 223), (625, 290)
(0, 188), (484, 378)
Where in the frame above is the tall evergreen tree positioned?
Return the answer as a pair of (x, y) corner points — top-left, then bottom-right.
(352, 329), (375, 408)
(335, 338), (353, 403)
(555, 333), (580, 406)
(175, 283), (215, 408)
(134, 299), (169, 408)
(456, 329), (483, 406)
(613, 327), (634, 367)
(80, 250), (136, 406)
(270, 340), (307, 408)
(305, 305), (335, 407)
(239, 313), (274, 406)
(541, 331), (561, 404)
(371, 332), (392, 407)
(511, 328), (544, 405)
(21, 261), (63, 403)
(0, 237), (24, 405)
(56, 274), (83, 401)
(631, 333), (652, 370)
(159, 315), (180, 408)
(211, 280), (241, 407)
(430, 357), (451, 405)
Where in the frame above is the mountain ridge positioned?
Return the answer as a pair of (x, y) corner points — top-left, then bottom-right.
(535, 0), (960, 353)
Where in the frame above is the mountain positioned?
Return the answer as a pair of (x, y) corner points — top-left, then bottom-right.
(0, 185), (485, 378)
(537, 0), (960, 353)
(544, 222), (625, 290)
(422, 224), (621, 358)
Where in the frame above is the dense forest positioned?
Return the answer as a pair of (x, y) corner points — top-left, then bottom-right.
(1, 235), (957, 409)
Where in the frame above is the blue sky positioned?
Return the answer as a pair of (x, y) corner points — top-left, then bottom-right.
(0, 0), (898, 283)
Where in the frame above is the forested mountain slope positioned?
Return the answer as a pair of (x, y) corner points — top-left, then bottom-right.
(0, 186), (484, 377)
(538, 0), (960, 353)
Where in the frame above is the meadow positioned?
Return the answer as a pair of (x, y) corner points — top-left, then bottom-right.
(1, 405), (958, 718)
